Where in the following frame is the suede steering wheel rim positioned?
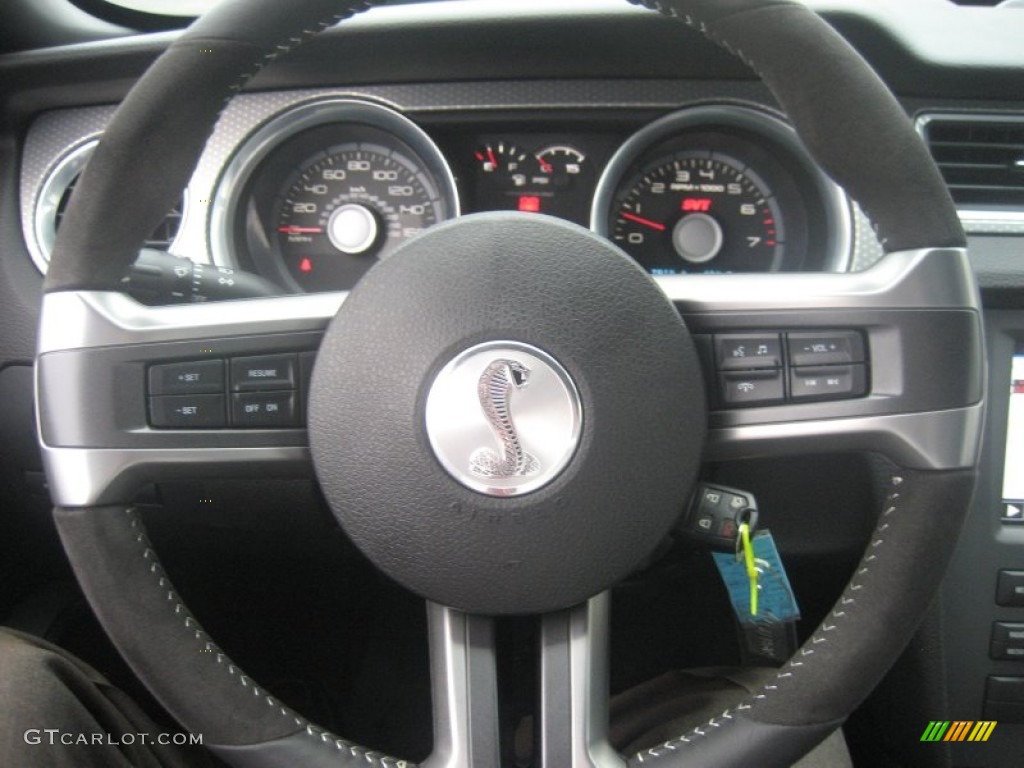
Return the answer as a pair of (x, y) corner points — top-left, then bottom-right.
(37, 1), (983, 767)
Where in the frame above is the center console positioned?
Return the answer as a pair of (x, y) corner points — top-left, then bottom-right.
(942, 313), (1024, 765)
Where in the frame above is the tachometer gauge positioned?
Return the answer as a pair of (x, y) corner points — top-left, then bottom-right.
(213, 99), (459, 293)
(611, 153), (784, 274)
(592, 105), (853, 275)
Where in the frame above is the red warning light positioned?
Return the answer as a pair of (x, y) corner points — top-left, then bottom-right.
(681, 198), (713, 212)
(299, 257), (313, 273)
(518, 195), (542, 213)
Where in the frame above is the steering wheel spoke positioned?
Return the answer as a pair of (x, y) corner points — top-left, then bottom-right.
(423, 604), (501, 768)
(423, 595), (622, 768)
(538, 594), (624, 768)
(36, 289), (344, 506)
(659, 246), (984, 471)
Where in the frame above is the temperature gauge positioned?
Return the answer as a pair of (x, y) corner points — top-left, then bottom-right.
(534, 145), (587, 188)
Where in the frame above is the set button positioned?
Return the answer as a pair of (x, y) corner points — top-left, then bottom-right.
(148, 359), (224, 396)
(149, 393), (226, 429)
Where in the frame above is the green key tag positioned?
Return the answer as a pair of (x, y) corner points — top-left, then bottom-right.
(712, 530), (801, 665)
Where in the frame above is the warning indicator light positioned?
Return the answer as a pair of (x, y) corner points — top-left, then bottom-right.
(518, 195), (542, 213)
(299, 257), (313, 273)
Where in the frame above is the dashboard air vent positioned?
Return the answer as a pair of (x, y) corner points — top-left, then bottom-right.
(53, 172), (185, 250)
(31, 138), (186, 274)
(920, 114), (1024, 209)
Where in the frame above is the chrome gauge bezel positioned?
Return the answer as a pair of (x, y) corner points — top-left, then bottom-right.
(209, 98), (461, 290)
(591, 104), (853, 274)
(30, 138), (189, 275)
(31, 139), (98, 274)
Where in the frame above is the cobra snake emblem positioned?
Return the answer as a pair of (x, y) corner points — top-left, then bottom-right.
(469, 359), (540, 479)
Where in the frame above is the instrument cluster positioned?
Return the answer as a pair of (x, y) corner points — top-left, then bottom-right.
(215, 99), (852, 293)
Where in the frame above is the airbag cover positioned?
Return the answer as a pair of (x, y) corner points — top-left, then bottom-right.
(309, 213), (705, 613)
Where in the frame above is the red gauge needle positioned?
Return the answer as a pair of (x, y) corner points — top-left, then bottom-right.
(538, 156), (553, 173)
(487, 147), (499, 169)
(278, 226), (324, 234)
(620, 212), (666, 231)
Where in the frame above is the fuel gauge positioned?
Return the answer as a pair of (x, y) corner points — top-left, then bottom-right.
(474, 141), (529, 188)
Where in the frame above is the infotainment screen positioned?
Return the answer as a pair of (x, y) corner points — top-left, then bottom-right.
(1004, 350), (1024, 520)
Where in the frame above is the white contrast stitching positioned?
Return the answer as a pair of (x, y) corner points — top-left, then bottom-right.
(125, 507), (404, 766)
(635, 471), (909, 762)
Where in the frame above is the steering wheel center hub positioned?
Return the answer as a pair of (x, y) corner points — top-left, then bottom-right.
(308, 212), (706, 613)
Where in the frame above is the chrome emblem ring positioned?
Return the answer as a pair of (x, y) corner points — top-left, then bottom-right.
(425, 341), (582, 497)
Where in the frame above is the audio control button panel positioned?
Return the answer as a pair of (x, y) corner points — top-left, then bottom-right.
(697, 329), (868, 408)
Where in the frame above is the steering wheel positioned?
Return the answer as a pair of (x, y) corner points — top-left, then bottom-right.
(36, 0), (984, 766)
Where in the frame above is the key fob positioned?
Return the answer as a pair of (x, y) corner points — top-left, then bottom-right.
(681, 483), (759, 551)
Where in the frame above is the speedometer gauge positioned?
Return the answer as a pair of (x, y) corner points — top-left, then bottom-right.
(212, 99), (459, 293)
(612, 153), (784, 274)
(592, 105), (853, 275)
(275, 143), (444, 290)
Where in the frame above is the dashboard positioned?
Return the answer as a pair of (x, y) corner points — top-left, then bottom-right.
(3, 1), (1024, 766)
(21, 86), (865, 296)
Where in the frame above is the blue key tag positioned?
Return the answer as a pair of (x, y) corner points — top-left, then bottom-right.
(712, 530), (800, 664)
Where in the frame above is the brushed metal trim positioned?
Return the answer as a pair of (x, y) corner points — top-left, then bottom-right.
(421, 603), (501, 768)
(539, 594), (625, 768)
(37, 290), (345, 354)
(656, 247), (977, 311)
(38, 247), (973, 355)
(36, 245), (982, 507)
(39, 444), (311, 508)
(705, 404), (984, 471)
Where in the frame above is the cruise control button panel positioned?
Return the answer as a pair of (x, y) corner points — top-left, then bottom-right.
(147, 352), (311, 429)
